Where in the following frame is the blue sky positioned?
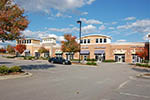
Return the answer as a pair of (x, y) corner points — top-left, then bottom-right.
(0, 0), (150, 47)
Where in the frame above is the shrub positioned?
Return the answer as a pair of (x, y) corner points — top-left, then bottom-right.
(71, 59), (79, 61)
(0, 65), (9, 74)
(86, 62), (97, 65)
(87, 59), (96, 61)
(24, 56), (35, 60)
(9, 66), (22, 73)
(141, 60), (149, 63)
(136, 63), (150, 68)
(6, 56), (16, 58)
(103, 60), (116, 63)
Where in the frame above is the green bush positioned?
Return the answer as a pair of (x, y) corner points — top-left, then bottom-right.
(5, 56), (16, 58)
(39, 57), (49, 60)
(87, 59), (97, 61)
(71, 59), (79, 61)
(0, 65), (9, 74)
(103, 60), (116, 63)
(0, 65), (22, 75)
(9, 66), (22, 73)
(86, 62), (97, 65)
(24, 56), (35, 60)
(141, 60), (149, 63)
(136, 63), (150, 68)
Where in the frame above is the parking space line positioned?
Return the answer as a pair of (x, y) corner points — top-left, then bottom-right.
(117, 80), (130, 89)
(120, 92), (150, 99)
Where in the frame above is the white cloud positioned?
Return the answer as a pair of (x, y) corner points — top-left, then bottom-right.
(87, 0), (95, 5)
(99, 25), (106, 31)
(22, 30), (64, 42)
(124, 17), (136, 21)
(48, 27), (78, 33)
(15, 0), (95, 14)
(112, 22), (117, 25)
(0, 40), (16, 47)
(143, 33), (150, 40)
(117, 19), (150, 33)
(108, 27), (115, 30)
(81, 12), (88, 15)
(116, 39), (127, 42)
(80, 18), (103, 24)
(48, 24), (97, 34)
(55, 12), (72, 18)
(82, 25), (97, 34)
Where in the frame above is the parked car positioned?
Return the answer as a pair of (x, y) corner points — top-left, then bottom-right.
(48, 57), (71, 65)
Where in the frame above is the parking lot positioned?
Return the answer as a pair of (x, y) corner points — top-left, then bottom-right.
(0, 56), (150, 100)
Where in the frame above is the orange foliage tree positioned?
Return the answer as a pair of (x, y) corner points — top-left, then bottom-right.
(136, 47), (148, 60)
(6, 44), (15, 54)
(0, 0), (29, 42)
(61, 34), (79, 53)
(15, 44), (26, 54)
(0, 48), (6, 53)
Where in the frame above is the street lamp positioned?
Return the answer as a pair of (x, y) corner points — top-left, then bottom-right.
(77, 20), (82, 63)
(147, 33), (150, 64)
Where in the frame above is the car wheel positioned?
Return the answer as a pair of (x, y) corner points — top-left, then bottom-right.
(63, 62), (65, 65)
(51, 61), (54, 64)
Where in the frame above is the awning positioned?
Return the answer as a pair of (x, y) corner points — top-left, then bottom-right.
(55, 51), (63, 55)
(94, 50), (105, 55)
(80, 50), (90, 55)
(65, 52), (74, 55)
(24, 49), (30, 52)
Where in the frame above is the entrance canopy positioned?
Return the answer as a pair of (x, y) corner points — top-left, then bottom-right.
(55, 51), (63, 55)
(24, 49), (30, 53)
(80, 50), (90, 55)
(94, 50), (105, 55)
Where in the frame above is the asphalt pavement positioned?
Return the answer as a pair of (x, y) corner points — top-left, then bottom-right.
(0, 56), (150, 100)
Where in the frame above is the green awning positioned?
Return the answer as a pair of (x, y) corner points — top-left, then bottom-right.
(55, 51), (63, 55)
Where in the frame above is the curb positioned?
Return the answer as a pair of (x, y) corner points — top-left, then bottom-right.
(136, 73), (150, 79)
(0, 72), (32, 80)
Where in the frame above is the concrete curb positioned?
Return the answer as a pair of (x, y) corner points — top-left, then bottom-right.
(136, 73), (150, 79)
(132, 66), (150, 72)
(0, 72), (32, 80)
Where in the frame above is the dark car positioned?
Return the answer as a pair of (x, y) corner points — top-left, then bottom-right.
(48, 57), (71, 65)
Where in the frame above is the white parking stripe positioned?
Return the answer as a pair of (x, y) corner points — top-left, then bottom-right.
(120, 92), (150, 99)
(117, 80), (130, 89)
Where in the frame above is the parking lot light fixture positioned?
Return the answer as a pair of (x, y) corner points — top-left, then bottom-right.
(77, 20), (82, 63)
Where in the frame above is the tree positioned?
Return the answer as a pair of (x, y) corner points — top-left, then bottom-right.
(0, 48), (6, 53)
(38, 47), (49, 54)
(61, 34), (79, 59)
(136, 47), (148, 60)
(15, 44), (26, 54)
(0, 0), (29, 42)
(6, 45), (15, 54)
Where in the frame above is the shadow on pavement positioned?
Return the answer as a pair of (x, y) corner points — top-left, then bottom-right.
(132, 67), (150, 72)
(20, 64), (56, 70)
(0, 62), (12, 65)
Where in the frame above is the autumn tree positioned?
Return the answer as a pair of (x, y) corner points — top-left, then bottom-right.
(136, 47), (148, 60)
(61, 34), (79, 59)
(0, 0), (29, 42)
(6, 44), (15, 54)
(38, 47), (49, 54)
(0, 48), (6, 53)
(15, 44), (26, 54)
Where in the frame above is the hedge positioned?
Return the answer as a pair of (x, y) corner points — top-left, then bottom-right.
(136, 63), (150, 68)
(103, 60), (116, 63)
(0, 65), (22, 75)
(86, 62), (97, 65)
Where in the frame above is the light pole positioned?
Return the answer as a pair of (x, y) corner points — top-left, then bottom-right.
(77, 20), (82, 63)
(147, 33), (150, 64)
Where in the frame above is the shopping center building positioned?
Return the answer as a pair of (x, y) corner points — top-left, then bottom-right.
(16, 34), (145, 63)
(73, 35), (145, 63)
